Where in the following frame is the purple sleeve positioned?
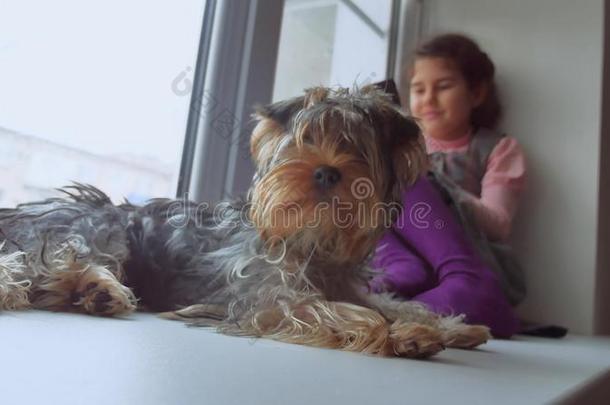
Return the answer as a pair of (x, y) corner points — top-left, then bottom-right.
(372, 231), (436, 298)
(374, 176), (520, 338)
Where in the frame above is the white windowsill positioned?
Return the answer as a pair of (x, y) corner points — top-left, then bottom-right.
(2, 311), (609, 404)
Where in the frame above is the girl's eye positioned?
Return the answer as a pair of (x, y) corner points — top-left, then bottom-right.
(437, 81), (454, 90)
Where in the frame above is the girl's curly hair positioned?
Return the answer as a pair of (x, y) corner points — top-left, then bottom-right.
(410, 33), (502, 129)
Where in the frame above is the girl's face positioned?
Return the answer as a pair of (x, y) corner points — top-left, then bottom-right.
(409, 57), (483, 141)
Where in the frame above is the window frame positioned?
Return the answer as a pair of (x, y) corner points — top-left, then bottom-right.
(180, 0), (421, 202)
(178, 0), (285, 202)
(176, 0), (219, 198)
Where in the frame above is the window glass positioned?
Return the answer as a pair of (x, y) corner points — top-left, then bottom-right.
(0, 0), (206, 205)
(273, 0), (393, 101)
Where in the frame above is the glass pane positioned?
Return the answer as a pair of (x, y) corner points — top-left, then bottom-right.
(273, 0), (393, 101)
(0, 0), (206, 205)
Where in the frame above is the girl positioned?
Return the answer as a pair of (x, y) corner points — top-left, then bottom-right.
(373, 33), (526, 338)
(410, 33), (526, 244)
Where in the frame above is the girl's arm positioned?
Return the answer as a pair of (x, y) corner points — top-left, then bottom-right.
(387, 176), (520, 338)
(464, 137), (527, 241)
(372, 231), (436, 298)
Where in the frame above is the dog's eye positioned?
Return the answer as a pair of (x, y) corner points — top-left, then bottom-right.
(336, 132), (369, 160)
(302, 136), (315, 145)
(294, 131), (316, 147)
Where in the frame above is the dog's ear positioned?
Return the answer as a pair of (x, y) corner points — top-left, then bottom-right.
(251, 96), (305, 169)
(253, 96), (305, 130)
(385, 112), (427, 199)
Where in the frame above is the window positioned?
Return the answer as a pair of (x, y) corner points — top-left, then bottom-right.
(0, 0), (206, 205)
(273, 0), (394, 101)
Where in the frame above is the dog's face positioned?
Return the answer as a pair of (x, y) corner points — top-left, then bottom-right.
(249, 86), (424, 264)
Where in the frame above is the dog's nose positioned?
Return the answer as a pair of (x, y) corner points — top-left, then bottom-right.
(313, 165), (341, 189)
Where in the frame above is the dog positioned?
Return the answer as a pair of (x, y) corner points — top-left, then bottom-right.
(0, 86), (490, 357)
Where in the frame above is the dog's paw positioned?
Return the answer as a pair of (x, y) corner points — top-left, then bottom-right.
(72, 279), (136, 316)
(442, 324), (491, 349)
(388, 321), (445, 358)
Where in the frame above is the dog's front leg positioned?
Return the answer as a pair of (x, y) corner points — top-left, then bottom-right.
(32, 260), (136, 316)
(219, 299), (445, 358)
(365, 293), (491, 349)
(0, 250), (31, 310)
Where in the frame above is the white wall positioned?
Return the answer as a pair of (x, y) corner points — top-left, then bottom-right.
(596, 7), (610, 335)
(423, 0), (605, 334)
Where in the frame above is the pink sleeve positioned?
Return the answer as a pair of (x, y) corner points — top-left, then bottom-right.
(467, 137), (527, 241)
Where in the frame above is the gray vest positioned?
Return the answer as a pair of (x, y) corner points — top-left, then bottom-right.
(428, 127), (505, 197)
(426, 128), (526, 306)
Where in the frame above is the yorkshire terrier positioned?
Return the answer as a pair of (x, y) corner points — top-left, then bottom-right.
(0, 86), (490, 358)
